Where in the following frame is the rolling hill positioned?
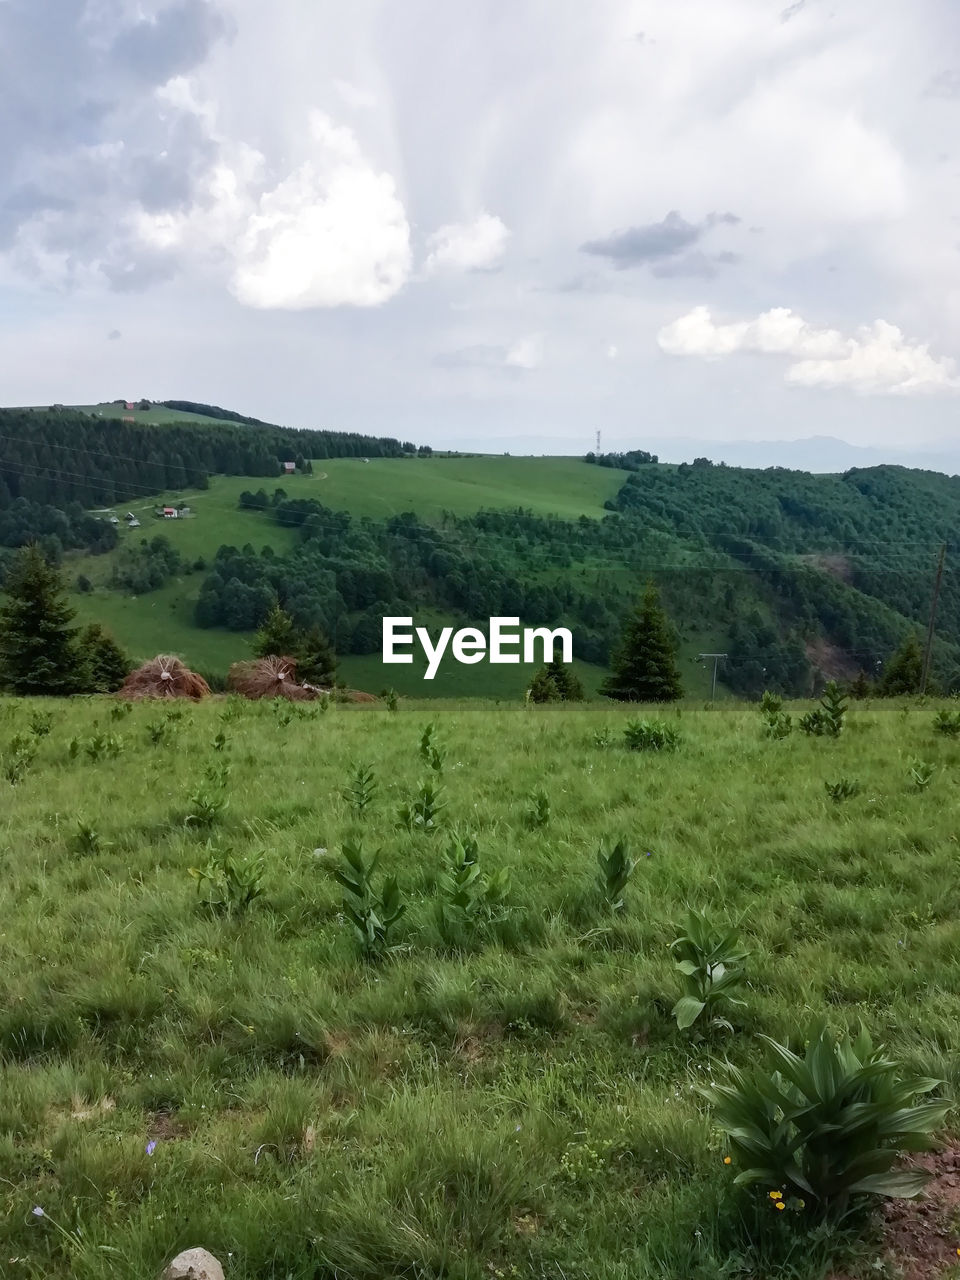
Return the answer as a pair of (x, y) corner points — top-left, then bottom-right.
(2, 402), (959, 700)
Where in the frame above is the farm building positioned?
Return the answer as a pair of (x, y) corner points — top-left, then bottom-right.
(161, 507), (178, 519)
(283, 461), (296, 474)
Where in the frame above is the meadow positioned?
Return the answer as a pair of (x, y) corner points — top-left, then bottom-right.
(1, 694), (959, 1279)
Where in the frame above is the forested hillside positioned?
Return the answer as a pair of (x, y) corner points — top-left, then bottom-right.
(1, 403), (958, 697)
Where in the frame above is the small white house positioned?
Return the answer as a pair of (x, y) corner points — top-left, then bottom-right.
(283, 461), (296, 474)
(162, 507), (178, 519)
(127, 517), (141, 528)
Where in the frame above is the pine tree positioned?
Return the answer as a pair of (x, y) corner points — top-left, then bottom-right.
(879, 633), (924, 696)
(299, 623), (337, 687)
(0, 546), (85, 694)
(600, 582), (683, 703)
(253, 604), (299, 659)
(78, 624), (131, 692)
(543, 658), (585, 701)
(527, 669), (560, 702)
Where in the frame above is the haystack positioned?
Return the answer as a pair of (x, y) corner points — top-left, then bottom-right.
(227, 655), (318, 702)
(118, 654), (211, 701)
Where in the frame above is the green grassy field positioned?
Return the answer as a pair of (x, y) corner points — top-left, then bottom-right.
(1, 694), (958, 1278)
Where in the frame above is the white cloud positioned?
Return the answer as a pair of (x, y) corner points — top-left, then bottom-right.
(658, 306), (959, 395)
(231, 113), (411, 309)
(424, 211), (510, 274)
(505, 332), (543, 370)
(606, 344), (619, 359)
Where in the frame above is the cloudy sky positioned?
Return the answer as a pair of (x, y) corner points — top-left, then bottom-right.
(3, 0), (960, 458)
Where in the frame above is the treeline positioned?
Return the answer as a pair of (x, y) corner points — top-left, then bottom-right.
(0, 496), (119, 559)
(0, 408), (409, 513)
(585, 449), (658, 469)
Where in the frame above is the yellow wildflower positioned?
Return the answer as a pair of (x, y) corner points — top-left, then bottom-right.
(775, 1202), (786, 1212)
(723, 1156), (732, 1165)
(769, 1190), (782, 1201)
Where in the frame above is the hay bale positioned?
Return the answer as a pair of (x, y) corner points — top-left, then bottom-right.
(117, 655), (211, 701)
(227, 655), (318, 702)
(343, 689), (379, 704)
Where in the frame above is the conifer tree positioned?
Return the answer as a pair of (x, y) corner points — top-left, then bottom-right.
(527, 668), (560, 702)
(601, 582), (683, 703)
(0, 546), (85, 694)
(254, 604), (337, 687)
(546, 657), (585, 701)
(78, 624), (131, 692)
(254, 603), (300, 659)
(878, 633), (924, 696)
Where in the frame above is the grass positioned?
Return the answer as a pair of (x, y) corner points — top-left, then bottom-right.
(28, 402), (237, 426)
(0, 693), (957, 1278)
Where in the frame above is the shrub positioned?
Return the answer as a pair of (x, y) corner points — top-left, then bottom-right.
(334, 839), (405, 959)
(670, 909), (749, 1031)
(703, 1023), (951, 1218)
(596, 837), (635, 912)
(623, 718), (681, 752)
(29, 710), (53, 738)
(801, 683), (847, 737)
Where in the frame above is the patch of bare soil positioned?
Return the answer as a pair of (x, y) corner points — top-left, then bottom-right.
(805, 635), (860, 682)
(878, 1149), (960, 1280)
(830, 1149), (960, 1280)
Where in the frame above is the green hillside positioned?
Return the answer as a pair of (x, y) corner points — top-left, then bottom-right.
(3, 404), (960, 701)
(3, 694), (959, 1278)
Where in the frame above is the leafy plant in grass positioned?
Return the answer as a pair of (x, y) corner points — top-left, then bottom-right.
(108, 701), (132, 722)
(71, 819), (110, 856)
(146, 720), (169, 747)
(334, 840), (405, 959)
(703, 1022), (951, 1219)
(384, 688), (399, 713)
(759, 691), (792, 739)
(824, 778), (861, 803)
(525, 787), (550, 829)
(591, 727), (613, 748)
(189, 845), (265, 915)
(670, 909), (749, 1031)
(623, 718), (681, 752)
(185, 788), (228, 831)
(437, 831), (511, 945)
(910, 759), (936, 790)
(419, 722), (436, 761)
(219, 695), (245, 723)
(2, 735), (36, 784)
(29, 710), (53, 738)
(84, 731), (123, 762)
(933, 708), (960, 738)
(801, 682), (848, 738)
(398, 778), (446, 833)
(212, 730), (228, 752)
(204, 760), (231, 791)
(596, 837), (635, 912)
(343, 763), (378, 818)
(426, 744), (446, 775)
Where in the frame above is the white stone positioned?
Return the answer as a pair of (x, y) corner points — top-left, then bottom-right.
(160, 1248), (225, 1280)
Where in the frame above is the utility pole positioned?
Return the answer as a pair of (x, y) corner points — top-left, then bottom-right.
(921, 543), (947, 695)
(595, 429), (602, 455)
(698, 652), (727, 702)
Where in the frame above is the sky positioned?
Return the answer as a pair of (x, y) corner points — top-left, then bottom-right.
(2, 0), (960, 461)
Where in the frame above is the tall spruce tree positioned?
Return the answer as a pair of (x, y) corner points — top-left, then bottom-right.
(78, 624), (131, 692)
(878, 633), (924, 696)
(601, 582), (683, 703)
(254, 604), (300, 659)
(0, 546), (85, 694)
